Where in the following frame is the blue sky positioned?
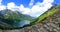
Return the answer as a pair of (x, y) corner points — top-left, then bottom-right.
(0, 0), (60, 17)
(2, 0), (43, 7)
(2, 0), (60, 6)
(53, 0), (60, 4)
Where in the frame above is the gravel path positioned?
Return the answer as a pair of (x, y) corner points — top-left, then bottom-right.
(0, 11), (60, 32)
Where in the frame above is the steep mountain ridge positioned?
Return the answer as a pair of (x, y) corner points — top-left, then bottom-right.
(0, 9), (35, 28)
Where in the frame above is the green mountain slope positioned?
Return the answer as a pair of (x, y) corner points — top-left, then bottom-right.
(0, 9), (35, 27)
(30, 5), (60, 25)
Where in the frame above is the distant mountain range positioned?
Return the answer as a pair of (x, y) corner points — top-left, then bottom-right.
(0, 5), (60, 29)
(0, 9), (35, 26)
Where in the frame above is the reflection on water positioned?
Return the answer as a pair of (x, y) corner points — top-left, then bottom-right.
(13, 20), (30, 27)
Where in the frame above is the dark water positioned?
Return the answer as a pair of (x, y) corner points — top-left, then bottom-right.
(13, 20), (30, 27)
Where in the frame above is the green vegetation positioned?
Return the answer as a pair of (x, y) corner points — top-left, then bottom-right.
(0, 9), (34, 22)
(0, 9), (35, 28)
(2, 10), (34, 21)
(30, 5), (60, 25)
(0, 5), (60, 29)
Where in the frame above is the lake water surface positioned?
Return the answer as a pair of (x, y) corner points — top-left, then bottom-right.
(13, 20), (30, 27)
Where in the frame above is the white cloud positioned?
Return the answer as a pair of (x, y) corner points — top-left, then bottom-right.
(19, 4), (31, 14)
(0, 0), (2, 5)
(29, 0), (34, 6)
(7, 2), (20, 11)
(0, 0), (54, 17)
(22, 8), (31, 14)
(19, 4), (24, 11)
(43, 0), (54, 4)
(19, 0), (54, 17)
(0, 0), (6, 11)
(7, 2), (15, 9)
(0, 5), (6, 10)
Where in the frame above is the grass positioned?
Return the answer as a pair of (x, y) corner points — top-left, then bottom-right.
(30, 5), (60, 25)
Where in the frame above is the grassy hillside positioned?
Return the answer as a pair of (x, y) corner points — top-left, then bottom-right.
(30, 5), (60, 25)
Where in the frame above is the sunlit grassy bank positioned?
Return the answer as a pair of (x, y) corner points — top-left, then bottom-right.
(30, 5), (60, 25)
